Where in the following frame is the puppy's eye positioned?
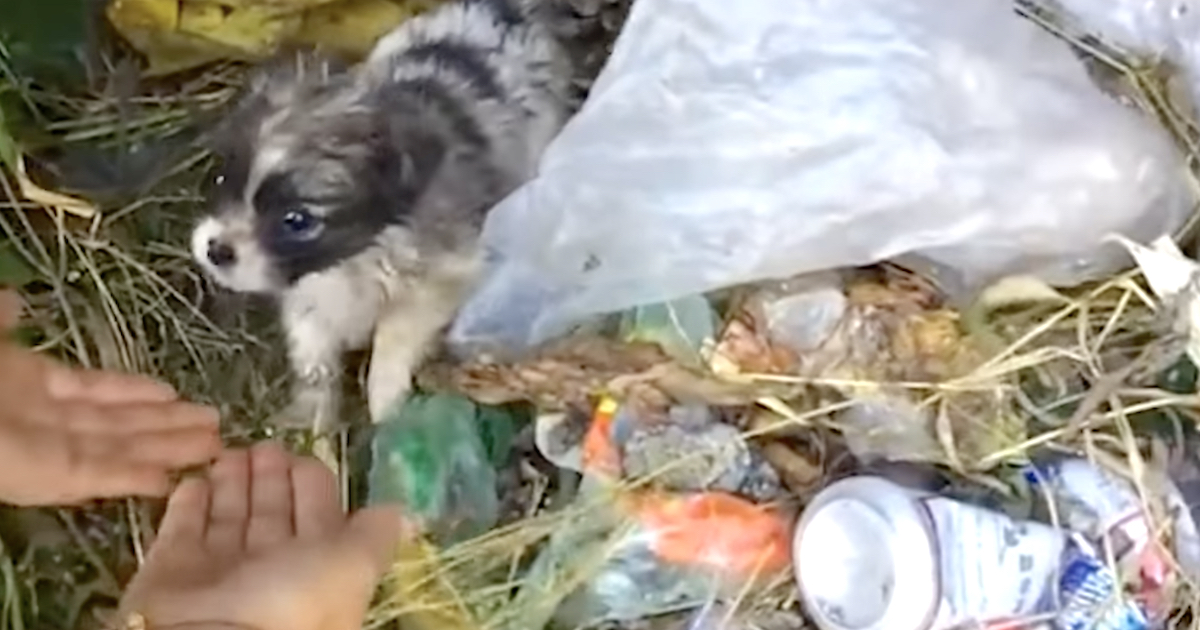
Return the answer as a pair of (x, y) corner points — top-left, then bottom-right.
(282, 209), (320, 237)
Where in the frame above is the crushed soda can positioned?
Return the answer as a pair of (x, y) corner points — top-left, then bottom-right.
(794, 475), (1068, 630)
(794, 475), (1154, 630)
(1023, 457), (1200, 618)
(1051, 537), (1149, 630)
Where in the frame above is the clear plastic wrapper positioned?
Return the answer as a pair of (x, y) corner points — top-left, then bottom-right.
(1046, 0), (1200, 148)
(514, 490), (791, 628)
(1047, 0), (1199, 56)
(451, 0), (1191, 354)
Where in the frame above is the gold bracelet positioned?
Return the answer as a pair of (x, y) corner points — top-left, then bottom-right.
(121, 612), (148, 630)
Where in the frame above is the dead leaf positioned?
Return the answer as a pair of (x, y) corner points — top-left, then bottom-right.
(758, 442), (823, 493)
(418, 337), (670, 408)
(891, 309), (977, 378)
(711, 316), (798, 375)
(107, 0), (240, 75)
(418, 336), (802, 410)
(297, 0), (440, 57)
(847, 279), (931, 313)
(107, 0), (445, 76)
(613, 363), (801, 407)
(178, 2), (302, 59)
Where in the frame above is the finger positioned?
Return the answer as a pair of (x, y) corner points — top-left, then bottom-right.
(324, 510), (408, 630)
(119, 478), (214, 614)
(70, 425), (221, 469)
(58, 400), (220, 434)
(0, 290), (25, 332)
(46, 365), (178, 403)
(152, 476), (212, 549)
(245, 442), (295, 551)
(292, 454), (343, 539)
(204, 449), (251, 556)
(22, 427), (174, 503)
(341, 505), (409, 577)
(62, 459), (173, 502)
(41, 423), (217, 502)
(124, 427), (223, 468)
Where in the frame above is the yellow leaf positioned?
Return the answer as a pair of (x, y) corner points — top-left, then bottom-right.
(219, 0), (344, 9)
(107, 0), (243, 75)
(178, 2), (302, 58)
(296, 0), (442, 58)
(106, 0), (176, 35)
(108, 0), (445, 75)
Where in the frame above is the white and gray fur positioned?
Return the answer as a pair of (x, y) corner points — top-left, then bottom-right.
(192, 0), (575, 432)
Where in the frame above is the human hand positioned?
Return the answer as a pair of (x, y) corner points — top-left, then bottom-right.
(0, 290), (221, 506)
(119, 442), (405, 630)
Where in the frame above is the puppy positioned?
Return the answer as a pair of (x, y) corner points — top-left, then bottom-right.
(192, 0), (575, 432)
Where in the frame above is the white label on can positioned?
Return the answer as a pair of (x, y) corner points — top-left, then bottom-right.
(1031, 460), (1176, 572)
(921, 496), (1067, 630)
(1048, 461), (1145, 537)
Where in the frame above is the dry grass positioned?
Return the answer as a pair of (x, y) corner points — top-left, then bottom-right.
(2, 2), (1200, 629)
(359, 6), (1200, 630)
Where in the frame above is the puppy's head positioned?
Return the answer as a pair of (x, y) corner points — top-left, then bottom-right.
(193, 52), (448, 294)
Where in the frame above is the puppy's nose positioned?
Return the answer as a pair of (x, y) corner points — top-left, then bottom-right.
(207, 239), (236, 267)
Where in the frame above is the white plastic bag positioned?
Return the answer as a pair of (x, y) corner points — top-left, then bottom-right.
(450, 0), (1192, 355)
(1046, 0), (1197, 56)
(1046, 0), (1200, 110)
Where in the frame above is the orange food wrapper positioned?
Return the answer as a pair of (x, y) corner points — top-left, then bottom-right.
(582, 396), (622, 478)
(578, 397), (791, 581)
(626, 492), (792, 578)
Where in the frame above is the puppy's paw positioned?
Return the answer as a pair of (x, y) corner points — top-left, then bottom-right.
(268, 401), (321, 432)
(367, 364), (413, 423)
(272, 385), (342, 434)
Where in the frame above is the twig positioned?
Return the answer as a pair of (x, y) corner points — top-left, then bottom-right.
(56, 509), (120, 594)
(1062, 343), (1164, 436)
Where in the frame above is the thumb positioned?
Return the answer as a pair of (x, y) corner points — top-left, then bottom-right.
(309, 506), (410, 630)
(0, 290), (24, 333)
(341, 505), (412, 578)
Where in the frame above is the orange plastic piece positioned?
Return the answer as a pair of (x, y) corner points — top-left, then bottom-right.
(1135, 543), (1171, 617)
(581, 396), (622, 478)
(629, 492), (792, 577)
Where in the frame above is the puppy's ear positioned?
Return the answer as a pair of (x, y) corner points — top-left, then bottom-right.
(245, 48), (350, 110)
(396, 129), (448, 191)
(371, 101), (449, 194)
(206, 48), (350, 153)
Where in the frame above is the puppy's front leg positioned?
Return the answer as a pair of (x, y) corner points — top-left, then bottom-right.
(279, 310), (345, 435)
(367, 291), (462, 422)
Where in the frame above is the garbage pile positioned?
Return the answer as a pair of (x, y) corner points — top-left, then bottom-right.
(354, 0), (1200, 628)
(89, 0), (1200, 628)
(379, 264), (1200, 630)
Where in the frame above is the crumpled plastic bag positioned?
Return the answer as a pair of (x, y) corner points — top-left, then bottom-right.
(1046, 0), (1200, 116)
(1046, 0), (1199, 56)
(450, 0), (1192, 355)
(511, 488), (791, 629)
(368, 392), (517, 546)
